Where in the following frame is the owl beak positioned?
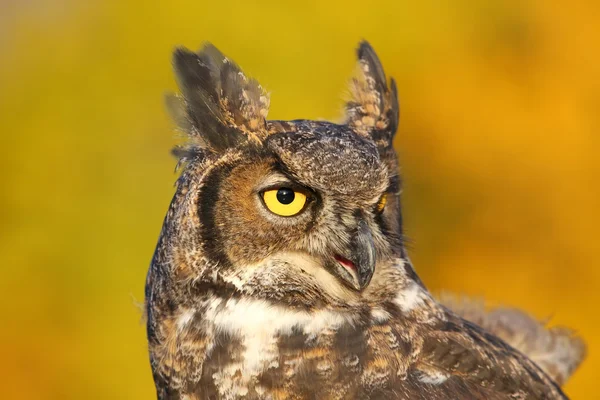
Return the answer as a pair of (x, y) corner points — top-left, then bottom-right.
(333, 220), (376, 291)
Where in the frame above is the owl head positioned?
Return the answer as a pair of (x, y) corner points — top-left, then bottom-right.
(158, 42), (408, 309)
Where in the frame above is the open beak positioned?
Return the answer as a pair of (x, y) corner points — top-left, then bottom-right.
(332, 219), (376, 291)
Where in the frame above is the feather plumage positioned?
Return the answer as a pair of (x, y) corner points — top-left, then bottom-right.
(145, 41), (585, 400)
(439, 294), (586, 385)
(171, 43), (270, 152)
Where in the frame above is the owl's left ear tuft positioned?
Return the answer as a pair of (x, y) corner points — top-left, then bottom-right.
(169, 43), (271, 154)
(345, 41), (399, 148)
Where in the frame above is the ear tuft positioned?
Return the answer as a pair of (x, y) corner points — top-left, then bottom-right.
(345, 41), (399, 147)
(171, 43), (270, 153)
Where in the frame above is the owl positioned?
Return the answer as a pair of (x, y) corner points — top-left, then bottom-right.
(145, 41), (585, 399)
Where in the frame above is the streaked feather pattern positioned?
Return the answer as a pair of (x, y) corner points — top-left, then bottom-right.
(439, 294), (586, 385)
(145, 40), (585, 400)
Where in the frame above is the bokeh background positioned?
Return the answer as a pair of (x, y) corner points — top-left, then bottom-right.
(1, 0), (598, 398)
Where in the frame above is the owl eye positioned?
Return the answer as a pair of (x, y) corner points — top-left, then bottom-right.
(376, 194), (387, 213)
(262, 188), (308, 217)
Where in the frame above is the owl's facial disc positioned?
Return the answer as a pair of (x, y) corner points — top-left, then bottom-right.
(330, 219), (376, 291)
(253, 171), (378, 292)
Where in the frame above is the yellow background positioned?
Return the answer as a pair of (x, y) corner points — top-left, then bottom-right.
(1, 1), (597, 398)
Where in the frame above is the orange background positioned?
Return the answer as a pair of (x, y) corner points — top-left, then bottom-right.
(1, 1), (597, 398)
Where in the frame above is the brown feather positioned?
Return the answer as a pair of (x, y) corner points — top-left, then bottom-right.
(145, 41), (585, 400)
(171, 43), (270, 153)
(439, 293), (587, 385)
(345, 41), (399, 147)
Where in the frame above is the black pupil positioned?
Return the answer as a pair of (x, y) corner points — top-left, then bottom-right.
(276, 188), (295, 205)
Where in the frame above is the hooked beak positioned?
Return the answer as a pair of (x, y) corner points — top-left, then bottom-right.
(331, 220), (376, 291)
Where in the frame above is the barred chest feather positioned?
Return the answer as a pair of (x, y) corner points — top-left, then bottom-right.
(169, 290), (449, 400)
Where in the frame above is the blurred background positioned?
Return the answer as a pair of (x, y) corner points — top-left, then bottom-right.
(1, 0), (598, 398)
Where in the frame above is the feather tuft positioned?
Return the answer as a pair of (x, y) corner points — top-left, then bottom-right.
(345, 41), (399, 146)
(170, 43), (270, 154)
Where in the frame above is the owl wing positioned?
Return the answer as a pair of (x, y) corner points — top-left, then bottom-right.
(410, 311), (567, 399)
(249, 313), (567, 400)
(438, 294), (586, 386)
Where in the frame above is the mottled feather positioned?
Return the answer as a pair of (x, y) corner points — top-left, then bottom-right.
(145, 40), (585, 400)
(439, 294), (586, 385)
(345, 41), (399, 147)
(171, 43), (270, 152)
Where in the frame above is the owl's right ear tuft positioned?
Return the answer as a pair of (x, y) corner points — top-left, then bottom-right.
(345, 41), (399, 148)
(170, 44), (271, 153)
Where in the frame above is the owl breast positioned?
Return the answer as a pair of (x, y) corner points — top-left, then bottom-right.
(172, 291), (436, 400)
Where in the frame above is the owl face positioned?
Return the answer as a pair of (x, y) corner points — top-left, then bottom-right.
(167, 42), (402, 306)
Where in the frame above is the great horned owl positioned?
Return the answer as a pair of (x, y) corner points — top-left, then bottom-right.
(145, 41), (585, 399)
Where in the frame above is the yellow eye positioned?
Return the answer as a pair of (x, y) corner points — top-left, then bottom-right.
(376, 194), (387, 213)
(262, 188), (308, 217)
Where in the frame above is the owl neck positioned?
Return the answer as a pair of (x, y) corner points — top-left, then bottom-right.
(148, 241), (442, 384)
(170, 257), (442, 359)
(181, 253), (434, 319)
